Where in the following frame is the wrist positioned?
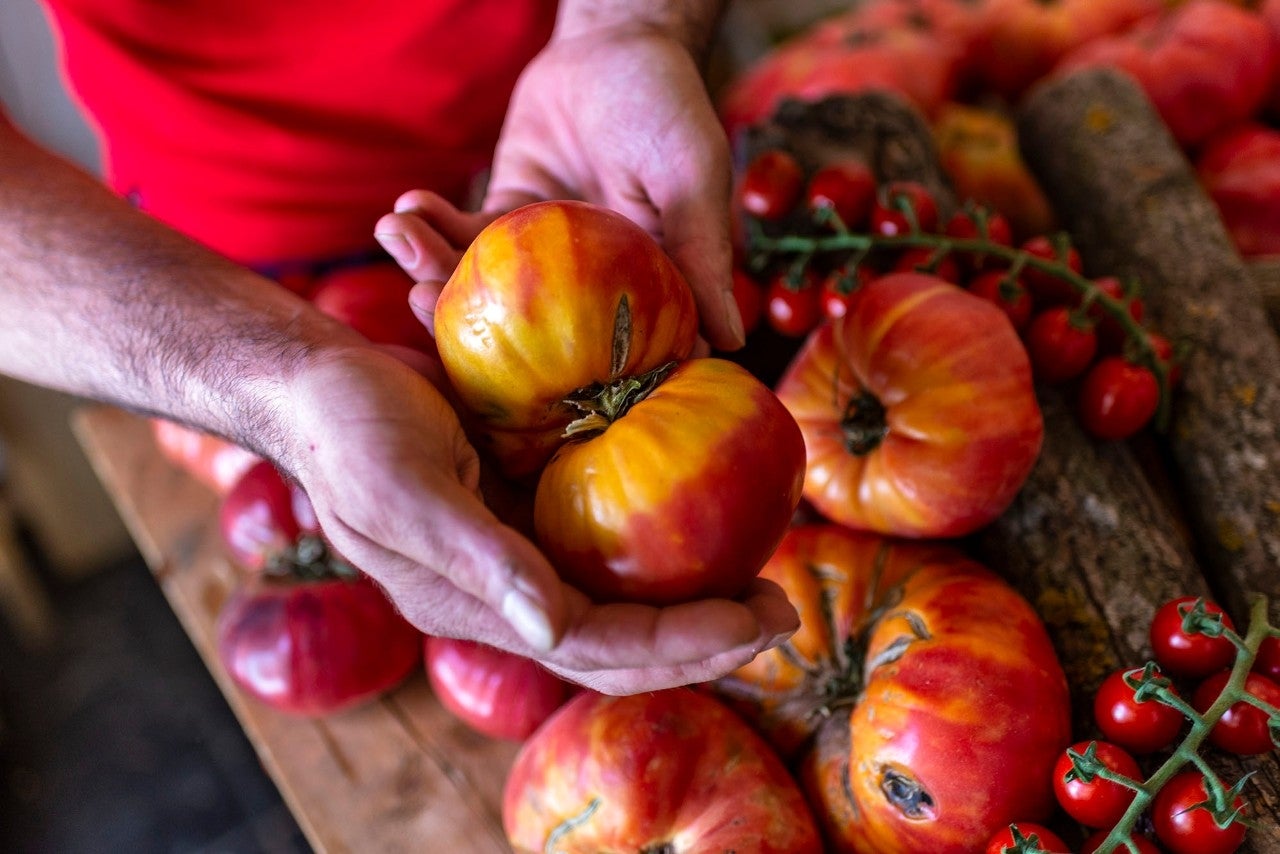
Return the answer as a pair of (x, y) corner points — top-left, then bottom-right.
(554, 0), (727, 60)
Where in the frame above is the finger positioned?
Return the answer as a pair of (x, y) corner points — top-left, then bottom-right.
(391, 190), (492, 247)
(407, 280), (447, 338)
(374, 211), (467, 282)
(655, 181), (743, 352)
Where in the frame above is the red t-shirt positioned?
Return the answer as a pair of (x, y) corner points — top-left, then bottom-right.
(40, 0), (557, 266)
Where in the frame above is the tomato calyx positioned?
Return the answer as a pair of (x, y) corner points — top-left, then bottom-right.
(840, 390), (889, 455)
(261, 534), (358, 583)
(561, 361), (678, 439)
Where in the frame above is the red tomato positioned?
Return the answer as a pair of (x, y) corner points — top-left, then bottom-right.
(1196, 121), (1280, 257)
(945, 207), (1016, 272)
(309, 262), (436, 354)
(820, 266), (874, 321)
(1025, 307), (1099, 384)
(776, 273), (1044, 538)
(503, 688), (823, 853)
(1052, 740), (1142, 828)
(1255, 635), (1280, 681)
(731, 267), (766, 337)
(149, 417), (261, 496)
(1192, 669), (1280, 756)
(966, 270), (1033, 333)
(714, 526), (1071, 853)
(533, 358), (805, 605)
(1077, 356), (1159, 441)
(1152, 771), (1248, 854)
(766, 270), (824, 337)
(1093, 665), (1185, 754)
(1147, 330), (1182, 387)
(424, 636), (569, 742)
(985, 823), (1069, 853)
(805, 159), (876, 229)
(892, 246), (962, 284)
(435, 200), (698, 478)
(218, 460), (316, 572)
(1087, 276), (1145, 354)
(738, 149), (804, 221)
(1081, 829), (1161, 854)
(1150, 596), (1238, 678)
(871, 181), (940, 236)
(217, 571), (422, 717)
(1020, 235), (1084, 306)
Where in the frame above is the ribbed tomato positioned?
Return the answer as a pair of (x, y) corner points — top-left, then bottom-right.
(434, 200), (698, 478)
(713, 524), (1071, 853)
(533, 358), (805, 605)
(502, 688), (823, 854)
(775, 272), (1042, 538)
(150, 417), (260, 495)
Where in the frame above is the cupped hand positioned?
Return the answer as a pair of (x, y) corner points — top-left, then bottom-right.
(277, 344), (796, 694)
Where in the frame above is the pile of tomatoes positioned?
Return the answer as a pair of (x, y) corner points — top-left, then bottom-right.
(734, 147), (1181, 443)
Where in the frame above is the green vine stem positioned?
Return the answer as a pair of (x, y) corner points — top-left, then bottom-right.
(747, 214), (1176, 431)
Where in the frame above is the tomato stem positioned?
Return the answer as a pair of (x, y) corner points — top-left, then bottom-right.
(561, 361), (677, 439)
(840, 391), (889, 455)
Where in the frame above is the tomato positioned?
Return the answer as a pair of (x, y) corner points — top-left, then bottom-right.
(1196, 121), (1280, 258)
(217, 570), (422, 717)
(731, 267), (766, 337)
(1149, 596), (1237, 679)
(766, 270), (824, 338)
(218, 460), (319, 572)
(985, 823), (1069, 853)
(820, 265), (874, 321)
(1192, 669), (1280, 756)
(871, 181), (940, 236)
(149, 417), (261, 495)
(1093, 665), (1185, 754)
(738, 149), (804, 221)
(1147, 330), (1181, 387)
(424, 636), (570, 742)
(713, 525), (1070, 853)
(309, 262), (436, 355)
(1077, 356), (1159, 441)
(1151, 771), (1248, 854)
(1020, 235), (1084, 306)
(435, 200), (698, 478)
(1081, 829), (1161, 853)
(1255, 635), (1280, 681)
(775, 273), (1043, 538)
(891, 247), (961, 284)
(805, 159), (876, 229)
(533, 358), (805, 605)
(1052, 740), (1142, 828)
(1025, 306), (1099, 384)
(1086, 276), (1145, 354)
(965, 270), (1033, 333)
(945, 207), (1016, 273)
(503, 688), (823, 853)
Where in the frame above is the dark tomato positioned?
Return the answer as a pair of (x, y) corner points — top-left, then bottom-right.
(1192, 669), (1280, 756)
(1093, 665), (1184, 754)
(219, 460), (307, 572)
(310, 262), (436, 355)
(739, 149), (804, 221)
(1078, 357), (1159, 441)
(1148, 331), (1182, 387)
(1081, 830), (1162, 854)
(806, 159), (876, 229)
(1052, 740), (1142, 828)
(1087, 276), (1145, 354)
(966, 270), (1033, 333)
(870, 181), (939, 236)
(1025, 307), (1098, 384)
(1152, 771), (1248, 854)
(892, 247), (961, 284)
(731, 268), (766, 337)
(945, 208), (1015, 248)
(1020, 235), (1084, 305)
(1255, 635), (1280, 682)
(984, 822), (1069, 853)
(820, 266), (873, 321)
(766, 270), (823, 337)
(1150, 597), (1238, 679)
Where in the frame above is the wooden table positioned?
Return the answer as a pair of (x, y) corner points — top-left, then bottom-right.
(73, 405), (518, 854)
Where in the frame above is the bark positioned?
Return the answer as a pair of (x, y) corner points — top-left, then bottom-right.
(1248, 259), (1280, 334)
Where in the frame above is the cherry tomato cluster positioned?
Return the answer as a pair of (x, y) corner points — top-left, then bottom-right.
(735, 147), (1182, 442)
(989, 595), (1279, 854)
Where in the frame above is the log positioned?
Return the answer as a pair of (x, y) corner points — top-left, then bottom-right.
(1249, 259), (1280, 334)
(1017, 68), (1280, 628)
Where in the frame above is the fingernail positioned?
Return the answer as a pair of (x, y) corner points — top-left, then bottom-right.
(375, 232), (417, 268)
(502, 588), (556, 652)
(722, 289), (746, 347)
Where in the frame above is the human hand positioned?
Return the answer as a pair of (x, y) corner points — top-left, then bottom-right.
(276, 344), (797, 695)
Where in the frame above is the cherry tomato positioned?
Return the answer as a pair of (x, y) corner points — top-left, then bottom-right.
(1081, 829), (1161, 853)
(820, 266), (873, 321)
(1192, 669), (1280, 755)
(1077, 357), (1159, 441)
(766, 269), (823, 337)
(1148, 331), (1182, 387)
(985, 822), (1069, 853)
(1093, 665), (1185, 754)
(730, 268), (765, 337)
(871, 181), (939, 236)
(806, 159), (876, 229)
(1255, 635), (1280, 682)
(945, 208), (1015, 274)
(892, 247), (961, 283)
(1052, 740), (1142, 828)
(739, 149), (804, 221)
(1025, 307), (1098, 384)
(1020, 235), (1083, 305)
(966, 270), (1033, 333)
(1087, 276), (1145, 354)
(1150, 597), (1238, 679)
(1152, 771), (1248, 854)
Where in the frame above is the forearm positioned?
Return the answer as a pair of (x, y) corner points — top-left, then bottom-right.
(0, 119), (363, 460)
(554, 0), (727, 59)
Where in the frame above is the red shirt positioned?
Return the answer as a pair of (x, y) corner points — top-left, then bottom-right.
(41, 0), (557, 266)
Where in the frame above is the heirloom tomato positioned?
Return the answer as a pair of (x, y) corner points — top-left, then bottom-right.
(775, 273), (1043, 538)
(218, 460), (318, 572)
(309, 261), (437, 356)
(713, 525), (1070, 854)
(150, 417), (260, 495)
(424, 636), (570, 742)
(502, 688), (822, 854)
(434, 200), (697, 478)
(533, 358), (805, 605)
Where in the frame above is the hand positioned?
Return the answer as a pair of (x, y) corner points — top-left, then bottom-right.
(375, 20), (744, 351)
(277, 344), (797, 694)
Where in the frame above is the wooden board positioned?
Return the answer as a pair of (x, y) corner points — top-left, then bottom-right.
(72, 405), (518, 854)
